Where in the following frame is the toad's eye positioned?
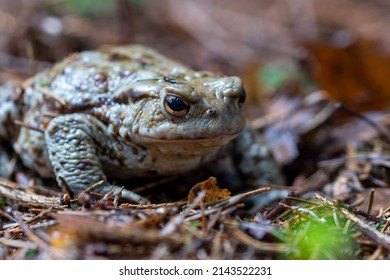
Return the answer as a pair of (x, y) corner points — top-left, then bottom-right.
(164, 95), (190, 117)
(238, 88), (246, 105)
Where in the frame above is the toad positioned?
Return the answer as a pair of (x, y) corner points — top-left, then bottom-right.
(0, 45), (281, 203)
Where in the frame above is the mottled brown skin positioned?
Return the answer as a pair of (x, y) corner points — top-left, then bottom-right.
(0, 45), (281, 203)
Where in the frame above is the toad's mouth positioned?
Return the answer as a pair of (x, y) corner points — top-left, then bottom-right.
(132, 131), (241, 147)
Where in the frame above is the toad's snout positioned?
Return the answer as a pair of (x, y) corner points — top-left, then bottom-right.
(203, 76), (243, 101)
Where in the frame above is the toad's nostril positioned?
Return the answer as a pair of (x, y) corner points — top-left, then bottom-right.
(206, 109), (218, 117)
(238, 88), (246, 105)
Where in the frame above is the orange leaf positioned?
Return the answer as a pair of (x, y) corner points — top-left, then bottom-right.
(187, 177), (231, 204)
(304, 39), (390, 111)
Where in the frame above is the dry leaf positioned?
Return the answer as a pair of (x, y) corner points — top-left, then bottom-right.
(304, 39), (390, 111)
(187, 177), (231, 204)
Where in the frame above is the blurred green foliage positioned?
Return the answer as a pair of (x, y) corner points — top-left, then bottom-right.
(25, 248), (39, 258)
(259, 62), (315, 93)
(60, 0), (149, 17)
(278, 206), (358, 260)
(260, 63), (295, 92)
(0, 198), (7, 207)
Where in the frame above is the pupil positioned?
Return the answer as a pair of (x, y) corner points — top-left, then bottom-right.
(168, 97), (186, 111)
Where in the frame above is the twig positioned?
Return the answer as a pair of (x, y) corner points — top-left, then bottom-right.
(343, 204), (385, 223)
(184, 202), (243, 222)
(183, 187), (271, 221)
(161, 191), (205, 235)
(314, 194), (390, 250)
(59, 176), (74, 199)
(300, 102), (336, 134)
(336, 103), (390, 143)
(279, 203), (326, 222)
(0, 208), (17, 223)
(52, 213), (184, 247)
(119, 200), (187, 209)
(227, 226), (288, 254)
(318, 153), (390, 169)
(11, 211), (51, 250)
(341, 208), (390, 250)
(25, 208), (55, 226)
(368, 246), (384, 260)
(285, 196), (321, 205)
(0, 238), (37, 249)
(35, 86), (67, 106)
(251, 110), (288, 130)
(264, 192), (296, 220)
(81, 180), (105, 195)
(379, 205), (390, 218)
(366, 188), (375, 215)
(13, 120), (44, 133)
(381, 220), (390, 234)
(0, 182), (62, 209)
(210, 187), (271, 208)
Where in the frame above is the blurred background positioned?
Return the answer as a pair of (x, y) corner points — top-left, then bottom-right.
(1, 0), (389, 88)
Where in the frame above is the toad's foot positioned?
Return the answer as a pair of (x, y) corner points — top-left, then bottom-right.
(45, 113), (148, 204)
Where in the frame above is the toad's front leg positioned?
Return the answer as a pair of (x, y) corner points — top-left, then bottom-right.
(45, 113), (149, 204)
